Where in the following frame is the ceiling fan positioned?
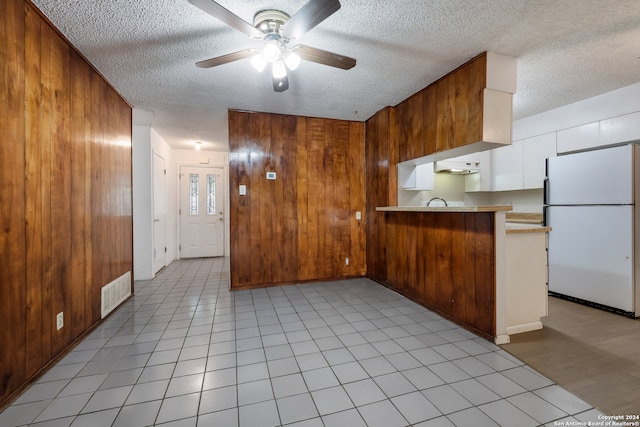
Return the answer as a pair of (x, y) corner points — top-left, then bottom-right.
(188, 0), (356, 92)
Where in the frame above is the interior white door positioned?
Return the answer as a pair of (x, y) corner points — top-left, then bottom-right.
(152, 152), (166, 273)
(180, 166), (224, 258)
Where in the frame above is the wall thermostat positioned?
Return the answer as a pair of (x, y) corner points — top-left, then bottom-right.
(266, 172), (276, 180)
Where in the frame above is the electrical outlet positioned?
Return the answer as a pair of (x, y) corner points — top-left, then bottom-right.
(56, 312), (64, 331)
(355, 211), (362, 220)
(345, 257), (349, 266)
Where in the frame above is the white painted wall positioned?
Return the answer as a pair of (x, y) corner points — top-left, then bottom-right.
(132, 124), (153, 280)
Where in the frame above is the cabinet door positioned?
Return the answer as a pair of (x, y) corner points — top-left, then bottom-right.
(463, 151), (492, 192)
(556, 122), (599, 154)
(398, 163), (434, 191)
(491, 140), (523, 191)
(522, 133), (556, 189)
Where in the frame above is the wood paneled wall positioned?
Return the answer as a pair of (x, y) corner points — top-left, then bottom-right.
(383, 211), (495, 339)
(365, 107), (398, 283)
(1, 0), (132, 406)
(229, 111), (365, 289)
(395, 53), (487, 162)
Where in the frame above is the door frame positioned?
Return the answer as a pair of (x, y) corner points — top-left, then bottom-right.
(152, 151), (167, 274)
(177, 162), (229, 259)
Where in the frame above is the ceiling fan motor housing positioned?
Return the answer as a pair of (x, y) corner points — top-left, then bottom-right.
(253, 10), (290, 38)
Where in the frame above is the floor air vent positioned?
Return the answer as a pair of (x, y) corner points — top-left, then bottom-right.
(101, 271), (132, 319)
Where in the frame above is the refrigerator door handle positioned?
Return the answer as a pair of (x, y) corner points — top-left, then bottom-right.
(543, 177), (550, 205)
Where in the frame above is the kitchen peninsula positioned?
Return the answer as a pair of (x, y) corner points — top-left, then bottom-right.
(375, 205), (549, 344)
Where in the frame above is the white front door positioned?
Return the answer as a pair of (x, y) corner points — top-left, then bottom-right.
(180, 166), (224, 258)
(153, 152), (166, 273)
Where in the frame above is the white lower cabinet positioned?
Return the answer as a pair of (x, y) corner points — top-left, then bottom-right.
(504, 228), (549, 336)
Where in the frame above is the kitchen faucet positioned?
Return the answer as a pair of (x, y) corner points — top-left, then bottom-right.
(426, 197), (448, 207)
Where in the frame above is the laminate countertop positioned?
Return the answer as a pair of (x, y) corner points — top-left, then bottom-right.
(376, 205), (513, 213)
(506, 223), (552, 234)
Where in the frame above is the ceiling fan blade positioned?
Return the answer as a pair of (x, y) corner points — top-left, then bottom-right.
(196, 48), (259, 68)
(273, 74), (289, 92)
(294, 45), (356, 70)
(281, 0), (341, 40)
(188, 0), (263, 38)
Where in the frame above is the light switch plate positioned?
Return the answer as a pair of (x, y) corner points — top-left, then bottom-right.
(356, 211), (362, 220)
(266, 171), (276, 180)
(239, 185), (247, 196)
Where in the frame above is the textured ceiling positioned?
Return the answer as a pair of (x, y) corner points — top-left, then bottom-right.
(31, 0), (640, 151)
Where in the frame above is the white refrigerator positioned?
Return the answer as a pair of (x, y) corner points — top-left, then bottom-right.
(544, 144), (640, 317)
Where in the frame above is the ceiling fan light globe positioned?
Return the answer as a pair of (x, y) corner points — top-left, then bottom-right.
(251, 53), (268, 72)
(262, 42), (281, 63)
(283, 51), (301, 70)
(272, 60), (288, 79)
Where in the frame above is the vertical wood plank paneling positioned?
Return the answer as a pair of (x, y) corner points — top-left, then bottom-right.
(365, 108), (389, 283)
(306, 118), (324, 279)
(388, 106), (398, 206)
(381, 211), (496, 338)
(436, 78), (452, 152)
(49, 29), (72, 355)
(467, 54), (487, 144)
(228, 111), (242, 286)
(90, 71), (104, 324)
(396, 100), (409, 163)
(39, 19), (55, 364)
(409, 92), (424, 159)
(348, 122), (366, 276)
(248, 113), (264, 285)
(434, 214), (453, 312)
(0, 0), (26, 400)
(474, 213), (495, 335)
(260, 113), (277, 283)
(70, 50), (87, 339)
(229, 111), (365, 289)
(333, 120), (351, 277)
(296, 117), (310, 280)
(24, 3), (43, 378)
(463, 213), (478, 327)
(320, 120), (334, 278)
(1, 0), (132, 406)
(280, 115), (298, 282)
(423, 85), (437, 156)
(454, 66), (470, 148)
(451, 214), (466, 320)
(82, 57), (94, 324)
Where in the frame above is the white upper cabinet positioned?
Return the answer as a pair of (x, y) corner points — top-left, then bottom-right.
(460, 151), (492, 192)
(398, 163), (434, 191)
(557, 111), (640, 154)
(557, 122), (600, 154)
(522, 133), (557, 189)
(489, 133), (557, 191)
(600, 111), (640, 146)
(492, 140), (523, 191)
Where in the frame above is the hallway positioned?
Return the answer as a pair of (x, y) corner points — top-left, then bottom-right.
(0, 258), (604, 426)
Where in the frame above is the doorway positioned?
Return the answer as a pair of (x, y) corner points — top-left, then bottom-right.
(179, 166), (225, 258)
